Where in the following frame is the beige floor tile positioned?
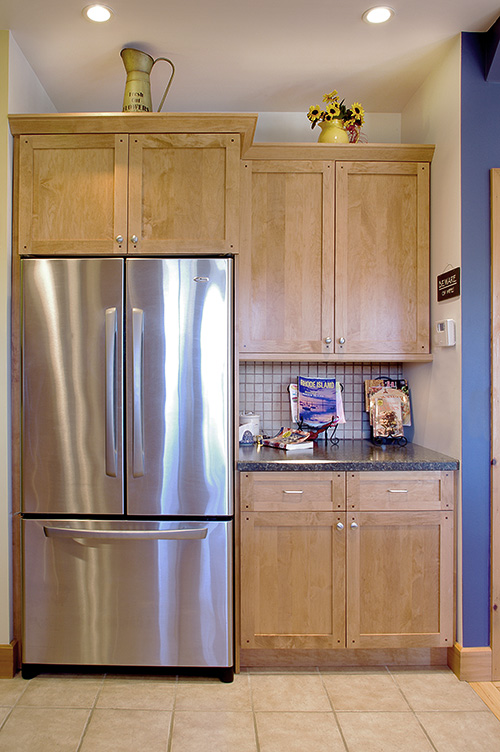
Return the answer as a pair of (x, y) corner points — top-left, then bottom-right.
(0, 708), (9, 727)
(96, 676), (176, 710)
(175, 673), (252, 710)
(417, 710), (500, 752)
(390, 668), (487, 712)
(171, 710), (257, 752)
(0, 707), (90, 752)
(337, 711), (435, 752)
(250, 673), (332, 712)
(79, 709), (172, 752)
(18, 675), (103, 708)
(0, 674), (29, 706)
(322, 672), (410, 711)
(255, 711), (345, 752)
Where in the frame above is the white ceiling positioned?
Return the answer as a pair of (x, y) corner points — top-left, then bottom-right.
(2, 0), (500, 115)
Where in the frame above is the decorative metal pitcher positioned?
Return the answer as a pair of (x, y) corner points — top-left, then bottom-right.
(121, 47), (175, 112)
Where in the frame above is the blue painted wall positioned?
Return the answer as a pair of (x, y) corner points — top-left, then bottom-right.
(461, 32), (496, 646)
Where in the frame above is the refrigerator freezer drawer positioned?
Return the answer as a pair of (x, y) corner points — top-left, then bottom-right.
(22, 519), (233, 668)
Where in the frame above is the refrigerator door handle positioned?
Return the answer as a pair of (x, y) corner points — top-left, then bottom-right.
(132, 307), (145, 477)
(105, 307), (118, 477)
(43, 526), (209, 541)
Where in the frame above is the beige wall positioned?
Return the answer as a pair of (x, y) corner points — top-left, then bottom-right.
(401, 35), (462, 641)
(0, 31), (55, 646)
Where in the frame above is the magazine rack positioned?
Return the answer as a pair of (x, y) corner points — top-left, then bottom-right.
(371, 431), (408, 447)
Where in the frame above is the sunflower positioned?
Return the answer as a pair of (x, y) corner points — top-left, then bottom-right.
(327, 103), (341, 118)
(307, 105), (323, 126)
(322, 90), (339, 104)
(350, 103), (365, 125)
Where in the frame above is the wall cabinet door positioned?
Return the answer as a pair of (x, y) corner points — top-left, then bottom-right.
(335, 161), (430, 355)
(240, 511), (346, 649)
(239, 160), (334, 355)
(346, 510), (454, 648)
(128, 133), (240, 253)
(16, 133), (240, 256)
(17, 134), (128, 255)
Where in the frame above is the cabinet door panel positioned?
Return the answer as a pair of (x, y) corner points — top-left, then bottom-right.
(241, 512), (345, 648)
(239, 160), (334, 355)
(347, 511), (454, 648)
(335, 161), (429, 354)
(128, 134), (239, 253)
(18, 134), (128, 255)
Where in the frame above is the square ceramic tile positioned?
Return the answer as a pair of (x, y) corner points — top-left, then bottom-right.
(18, 675), (103, 708)
(0, 707), (90, 752)
(417, 710), (500, 751)
(250, 673), (331, 712)
(175, 674), (252, 711)
(170, 710), (257, 752)
(79, 709), (172, 752)
(255, 711), (345, 752)
(0, 675), (29, 706)
(321, 671), (410, 711)
(96, 676), (176, 710)
(337, 711), (435, 751)
(390, 668), (487, 712)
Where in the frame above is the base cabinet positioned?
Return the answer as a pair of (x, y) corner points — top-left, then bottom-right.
(239, 470), (455, 656)
(346, 510), (454, 648)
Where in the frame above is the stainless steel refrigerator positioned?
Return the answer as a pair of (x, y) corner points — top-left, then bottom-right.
(21, 257), (234, 681)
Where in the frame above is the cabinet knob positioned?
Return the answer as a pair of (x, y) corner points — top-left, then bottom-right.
(130, 235), (139, 244)
(325, 337), (332, 344)
(350, 521), (359, 530)
(115, 235), (124, 244)
(339, 337), (346, 345)
(336, 522), (344, 531)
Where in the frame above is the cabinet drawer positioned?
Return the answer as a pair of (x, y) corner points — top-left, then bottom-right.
(240, 472), (345, 511)
(347, 471), (454, 511)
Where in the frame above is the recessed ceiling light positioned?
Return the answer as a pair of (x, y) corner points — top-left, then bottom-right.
(362, 6), (395, 24)
(82, 4), (114, 23)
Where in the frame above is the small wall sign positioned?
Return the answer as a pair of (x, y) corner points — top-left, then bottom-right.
(437, 267), (460, 301)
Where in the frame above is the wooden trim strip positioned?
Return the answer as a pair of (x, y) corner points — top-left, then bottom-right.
(491, 168), (500, 680)
(447, 642), (492, 682)
(0, 641), (19, 678)
(243, 143), (435, 163)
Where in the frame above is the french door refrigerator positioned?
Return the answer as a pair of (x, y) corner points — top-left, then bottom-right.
(21, 256), (234, 681)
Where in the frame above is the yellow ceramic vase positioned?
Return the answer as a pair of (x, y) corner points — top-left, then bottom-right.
(317, 119), (349, 144)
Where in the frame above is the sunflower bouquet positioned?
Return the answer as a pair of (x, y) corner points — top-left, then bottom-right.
(307, 90), (365, 143)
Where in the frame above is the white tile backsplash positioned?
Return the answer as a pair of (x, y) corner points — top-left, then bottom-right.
(239, 361), (404, 440)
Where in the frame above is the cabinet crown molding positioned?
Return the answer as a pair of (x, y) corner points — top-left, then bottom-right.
(8, 112), (259, 157)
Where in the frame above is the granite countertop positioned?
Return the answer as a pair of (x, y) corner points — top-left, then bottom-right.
(237, 439), (459, 472)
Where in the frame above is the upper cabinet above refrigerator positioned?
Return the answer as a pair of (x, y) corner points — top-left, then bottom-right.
(10, 114), (258, 257)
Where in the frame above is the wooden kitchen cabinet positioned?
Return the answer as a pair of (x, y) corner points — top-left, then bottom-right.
(335, 161), (430, 356)
(11, 114), (257, 256)
(238, 159), (334, 355)
(238, 144), (433, 361)
(239, 469), (454, 658)
(240, 472), (346, 649)
(346, 471), (454, 649)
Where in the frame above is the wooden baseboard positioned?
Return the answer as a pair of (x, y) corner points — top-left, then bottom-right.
(0, 640), (19, 679)
(447, 642), (492, 682)
(240, 647), (449, 668)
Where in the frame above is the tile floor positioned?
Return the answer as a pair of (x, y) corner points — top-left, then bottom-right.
(1, 666), (500, 751)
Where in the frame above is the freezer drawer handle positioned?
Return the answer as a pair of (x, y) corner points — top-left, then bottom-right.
(43, 526), (209, 541)
(132, 308), (145, 477)
(105, 307), (118, 477)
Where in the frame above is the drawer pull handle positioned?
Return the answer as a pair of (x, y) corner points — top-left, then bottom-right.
(283, 490), (304, 494)
(336, 522), (344, 531)
(388, 489), (408, 493)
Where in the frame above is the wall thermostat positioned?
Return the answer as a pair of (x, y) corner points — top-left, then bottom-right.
(434, 319), (456, 347)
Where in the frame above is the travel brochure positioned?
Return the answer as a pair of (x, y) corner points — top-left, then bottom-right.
(364, 378), (411, 439)
(261, 428), (314, 451)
